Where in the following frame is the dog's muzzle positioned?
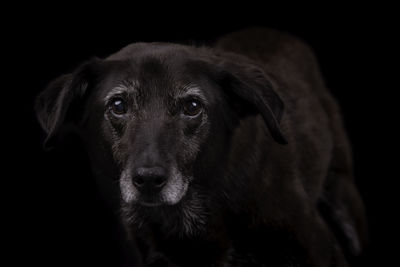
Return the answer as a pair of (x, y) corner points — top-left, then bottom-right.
(120, 165), (189, 206)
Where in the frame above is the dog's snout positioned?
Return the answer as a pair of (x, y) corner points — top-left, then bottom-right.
(132, 166), (167, 189)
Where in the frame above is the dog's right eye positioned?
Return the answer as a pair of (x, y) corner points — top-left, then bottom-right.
(109, 98), (127, 115)
(182, 99), (203, 117)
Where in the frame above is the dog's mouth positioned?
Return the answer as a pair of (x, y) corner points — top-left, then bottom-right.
(139, 200), (164, 207)
(137, 191), (165, 207)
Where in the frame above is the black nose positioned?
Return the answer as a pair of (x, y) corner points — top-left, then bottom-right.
(132, 166), (167, 189)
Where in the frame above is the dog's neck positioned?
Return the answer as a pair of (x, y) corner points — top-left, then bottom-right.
(122, 189), (232, 266)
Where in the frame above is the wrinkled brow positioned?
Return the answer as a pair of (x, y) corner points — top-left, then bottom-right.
(175, 84), (207, 103)
(103, 80), (139, 103)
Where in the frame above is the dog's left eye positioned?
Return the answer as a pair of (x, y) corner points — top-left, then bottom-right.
(109, 98), (127, 115)
(182, 99), (203, 117)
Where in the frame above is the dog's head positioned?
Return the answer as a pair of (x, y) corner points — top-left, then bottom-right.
(35, 43), (286, 211)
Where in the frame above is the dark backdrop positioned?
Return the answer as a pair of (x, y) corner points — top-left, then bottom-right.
(6, 7), (396, 267)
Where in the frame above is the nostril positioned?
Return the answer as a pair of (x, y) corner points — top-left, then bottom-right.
(133, 176), (145, 187)
(154, 176), (167, 187)
(132, 166), (168, 189)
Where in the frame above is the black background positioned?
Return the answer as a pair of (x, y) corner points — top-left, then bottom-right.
(5, 5), (397, 266)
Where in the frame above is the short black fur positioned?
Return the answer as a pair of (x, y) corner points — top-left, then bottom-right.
(35, 28), (367, 267)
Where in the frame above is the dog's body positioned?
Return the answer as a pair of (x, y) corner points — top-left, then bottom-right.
(36, 28), (367, 266)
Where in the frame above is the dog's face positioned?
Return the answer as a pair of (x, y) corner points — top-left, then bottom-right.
(89, 51), (228, 207)
(35, 43), (286, 213)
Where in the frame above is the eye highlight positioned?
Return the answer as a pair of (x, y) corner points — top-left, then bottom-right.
(182, 99), (203, 117)
(109, 97), (127, 115)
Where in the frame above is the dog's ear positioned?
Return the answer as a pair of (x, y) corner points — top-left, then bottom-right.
(212, 52), (287, 144)
(35, 58), (100, 149)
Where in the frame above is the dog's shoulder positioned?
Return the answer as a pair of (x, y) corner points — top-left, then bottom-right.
(215, 28), (324, 91)
(215, 27), (315, 65)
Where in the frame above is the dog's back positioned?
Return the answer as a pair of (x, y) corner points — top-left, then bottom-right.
(217, 28), (368, 261)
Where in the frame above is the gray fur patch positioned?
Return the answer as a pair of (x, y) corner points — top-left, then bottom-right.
(160, 166), (189, 205)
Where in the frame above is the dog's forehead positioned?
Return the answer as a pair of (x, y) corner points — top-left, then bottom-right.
(102, 43), (212, 97)
(106, 42), (193, 61)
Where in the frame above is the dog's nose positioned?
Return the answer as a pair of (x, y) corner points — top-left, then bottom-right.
(132, 166), (167, 189)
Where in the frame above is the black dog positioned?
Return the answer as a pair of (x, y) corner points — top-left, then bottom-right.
(35, 28), (367, 266)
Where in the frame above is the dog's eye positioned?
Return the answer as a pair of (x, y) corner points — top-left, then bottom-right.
(110, 98), (127, 115)
(182, 99), (203, 117)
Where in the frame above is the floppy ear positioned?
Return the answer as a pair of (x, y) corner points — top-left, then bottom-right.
(35, 58), (100, 149)
(214, 52), (287, 144)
